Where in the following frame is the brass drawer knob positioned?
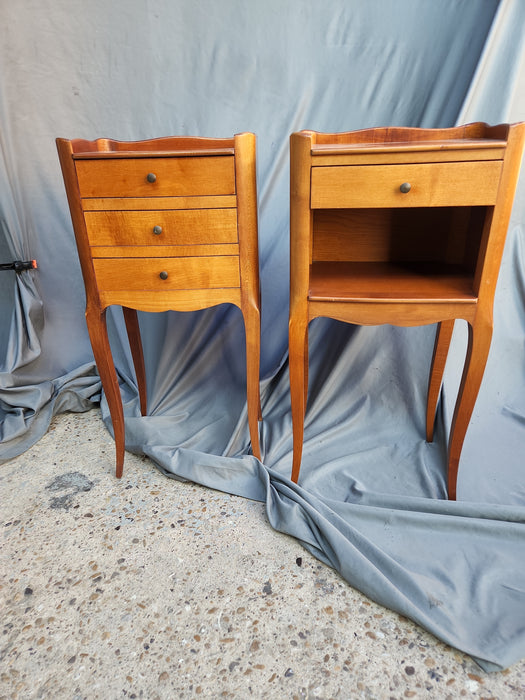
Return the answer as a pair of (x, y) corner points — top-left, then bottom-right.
(146, 172), (157, 183)
(399, 182), (411, 193)
(159, 271), (168, 280)
(153, 225), (163, 235)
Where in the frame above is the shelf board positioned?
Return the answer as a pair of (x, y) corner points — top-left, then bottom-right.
(308, 261), (477, 303)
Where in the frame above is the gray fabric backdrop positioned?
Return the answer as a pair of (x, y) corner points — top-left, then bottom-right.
(2, 0), (525, 671)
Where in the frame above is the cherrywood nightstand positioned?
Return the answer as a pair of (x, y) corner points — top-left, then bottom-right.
(57, 133), (261, 477)
(289, 123), (525, 499)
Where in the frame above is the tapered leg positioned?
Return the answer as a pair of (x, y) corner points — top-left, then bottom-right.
(122, 307), (147, 416)
(447, 316), (493, 500)
(426, 320), (455, 441)
(289, 316), (309, 483)
(86, 307), (125, 478)
(242, 301), (262, 460)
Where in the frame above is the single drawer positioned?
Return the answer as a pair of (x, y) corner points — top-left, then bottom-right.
(85, 208), (238, 246)
(93, 256), (240, 291)
(75, 156), (235, 198)
(311, 160), (503, 209)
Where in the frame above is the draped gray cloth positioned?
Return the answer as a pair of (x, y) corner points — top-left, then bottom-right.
(2, 0), (525, 671)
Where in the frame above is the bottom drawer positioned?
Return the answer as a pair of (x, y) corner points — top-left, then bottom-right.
(93, 256), (240, 291)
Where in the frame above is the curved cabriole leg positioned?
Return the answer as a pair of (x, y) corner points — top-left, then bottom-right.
(122, 307), (147, 416)
(86, 307), (125, 478)
(289, 316), (309, 483)
(242, 301), (262, 460)
(426, 320), (455, 442)
(303, 324), (309, 414)
(447, 316), (493, 500)
(257, 291), (263, 422)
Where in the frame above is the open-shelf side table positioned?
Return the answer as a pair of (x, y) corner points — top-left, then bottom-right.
(57, 133), (261, 477)
(289, 123), (525, 499)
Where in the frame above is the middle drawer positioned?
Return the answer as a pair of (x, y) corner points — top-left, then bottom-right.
(85, 209), (238, 246)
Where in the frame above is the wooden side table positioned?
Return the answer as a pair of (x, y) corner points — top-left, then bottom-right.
(289, 123), (525, 499)
(57, 133), (261, 477)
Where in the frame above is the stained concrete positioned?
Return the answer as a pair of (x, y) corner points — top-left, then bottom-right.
(1, 409), (524, 699)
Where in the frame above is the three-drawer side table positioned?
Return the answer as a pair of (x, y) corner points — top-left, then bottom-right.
(57, 133), (261, 477)
(289, 123), (525, 499)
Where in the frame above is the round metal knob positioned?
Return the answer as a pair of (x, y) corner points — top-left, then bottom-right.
(146, 172), (157, 183)
(399, 182), (411, 193)
(153, 225), (163, 235)
(159, 271), (168, 280)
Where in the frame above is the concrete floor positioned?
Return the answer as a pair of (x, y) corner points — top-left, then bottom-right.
(1, 409), (524, 700)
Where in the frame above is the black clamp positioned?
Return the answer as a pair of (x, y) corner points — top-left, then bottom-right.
(0, 260), (38, 273)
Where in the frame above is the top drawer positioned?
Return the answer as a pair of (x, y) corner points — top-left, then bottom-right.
(311, 160), (503, 209)
(74, 156), (236, 198)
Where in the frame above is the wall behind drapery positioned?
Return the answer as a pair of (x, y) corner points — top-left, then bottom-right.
(2, 0), (525, 672)
(0, 0), (501, 452)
